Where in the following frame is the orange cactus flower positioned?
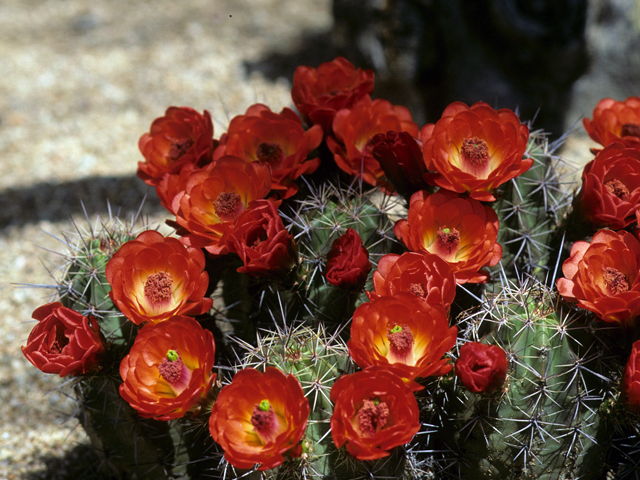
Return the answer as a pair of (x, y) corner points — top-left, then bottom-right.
(583, 97), (640, 149)
(348, 293), (457, 391)
(327, 95), (419, 189)
(556, 229), (640, 325)
(394, 189), (502, 284)
(105, 230), (213, 325)
(22, 302), (105, 377)
(137, 106), (215, 186)
(576, 143), (640, 230)
(421, 101), (533, 202)
(291, 56), (374, 134)
(330, 366), (420, 461)
(213, 104), (323, 198)
(368, 251), (456, 312)
(174, 155), (272, 255)
(119, 316), (216, 420)
(209, 367), (310, 471)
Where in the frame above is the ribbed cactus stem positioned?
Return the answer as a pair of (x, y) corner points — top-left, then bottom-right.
(434, 278), (610, 479)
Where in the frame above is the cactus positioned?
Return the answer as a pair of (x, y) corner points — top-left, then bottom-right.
(493, 129), (574, 282)
(23, 58), (640, 480)
(284, 179), (403, 325)
(425, 276), (614, 479)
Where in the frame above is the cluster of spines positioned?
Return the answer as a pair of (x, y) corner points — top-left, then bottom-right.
(425, 277), (612, 479)
(283, 178), (403, 325)
(494, 129), (575, 282)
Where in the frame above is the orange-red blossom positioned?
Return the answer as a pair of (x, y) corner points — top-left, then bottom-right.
(119, 316), (216, 420)
(209, 367), (309, 471)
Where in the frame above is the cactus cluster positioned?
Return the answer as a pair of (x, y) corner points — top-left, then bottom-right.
(20, 58), (640, 480)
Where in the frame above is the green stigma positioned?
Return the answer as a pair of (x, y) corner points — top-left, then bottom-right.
(166, 349), (179, 362)
(373, 397), (380, 406)
(441, 227), (450, 235)
(258, 399), (271, 412)
(390, 325), (403, 334)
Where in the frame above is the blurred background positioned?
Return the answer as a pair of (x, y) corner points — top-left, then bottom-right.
(1, 0), (639, 477)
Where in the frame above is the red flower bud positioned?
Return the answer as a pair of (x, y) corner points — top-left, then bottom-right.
(325, 228), (372, 289)
(455, 342), (508, 394)
(22, 303), (105, 377)
(370, 130), (429, 196)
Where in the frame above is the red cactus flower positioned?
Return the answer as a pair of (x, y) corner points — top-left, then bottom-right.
(21, 302), (105, 377)
(174, 155), (272, 255)
(623, 339), (640, 414)
(420, 101), (533, 202)
(105, 230), (213, 325)
(348, 293), (457, 390)
(291, 56), (374, 133)
(209, 367), (310, 471)
(119, 316), (216, 420)
(327, 95), (419, 189)
(583, 97), (640, 149)
(576, 143), (640, 230)
(394, 189), (502, 284)
(330, 366), (420, 461)
(213, 104), (323, 198)
(137, 107), (215, 186)
(368, 252), (456, 312)
(556, 229), (640, 325)
(455, 342), (509, 394)
(223, 199), (298, 279)
(325, 228), (372, 289)
(370, 130), (430, 196)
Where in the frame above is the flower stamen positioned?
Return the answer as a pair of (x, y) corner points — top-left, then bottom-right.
(621, 123), (640, 138)
(408, 283), (426, 298)
(251, 400), (276, 434)
(461, 137), (490, 166)
(256, 142), (284, 165)
(437, 226), (461, 254)
(168, 138), (194, 161)
(213, 192), (243, 222)
(388, 325), (414, 353)
(356, 398), (390, 436)
(605, 179), (630, 201)
(144, 271), (173, 304)
(604, 267), (629, 294)
(158, 350), (183, 384)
